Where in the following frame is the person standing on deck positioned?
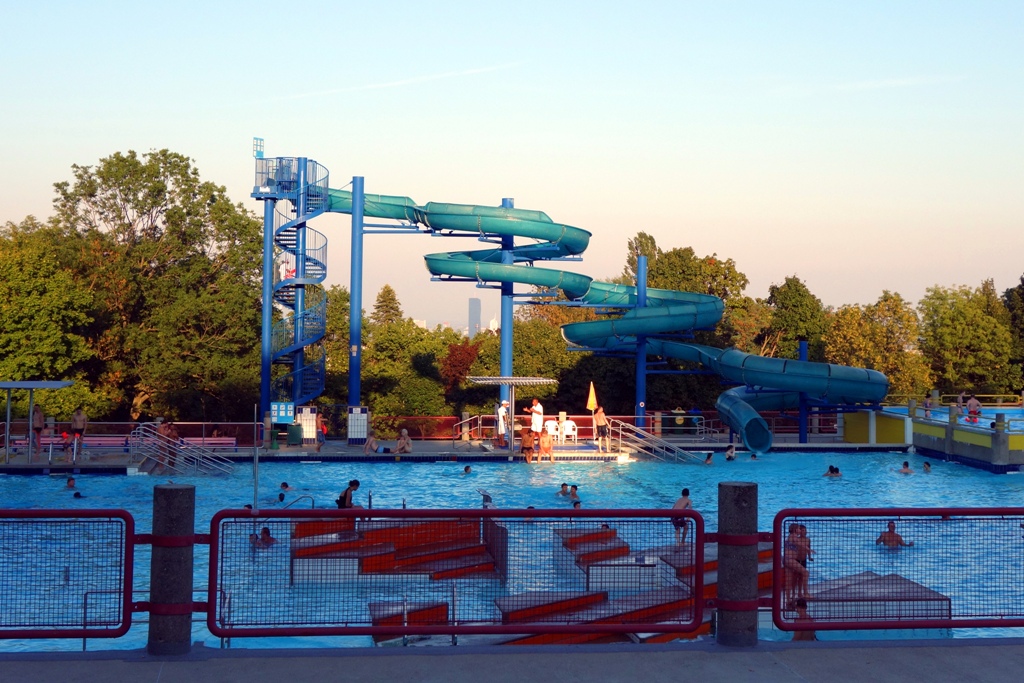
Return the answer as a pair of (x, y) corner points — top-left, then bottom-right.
(31, 404), (45, 451)
(496, 400), (509, 447)
(70, 408), (88, 449)
(594, 406), (610, 453)
(966, 394), (982, 424)
(524, 398), (544, 438)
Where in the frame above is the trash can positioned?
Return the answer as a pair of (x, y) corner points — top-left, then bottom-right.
(286, 424), (303, 446)
(663, 411), (686, 435)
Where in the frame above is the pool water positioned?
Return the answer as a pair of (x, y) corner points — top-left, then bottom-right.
(4, 450), (1024, 651)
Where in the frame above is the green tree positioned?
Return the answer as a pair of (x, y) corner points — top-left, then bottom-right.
(713, 296), (773, 354)
(824, 292), (931, 396)
(619, 231), (663, 283)
(650, 248), (748, 302)
(918, 284), (1022, 394)
(0, 218), (117, 417)
(1003, 274), (1024, 370)
(370, 284), (404, 326)
(320, 285), (352, 404)
(765, 276), (828, 360)
(52, 149), (263, 420)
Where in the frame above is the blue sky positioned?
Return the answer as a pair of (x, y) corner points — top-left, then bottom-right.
(2, 1), (1022, 328)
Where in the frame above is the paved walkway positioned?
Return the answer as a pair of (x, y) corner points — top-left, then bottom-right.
(3, 638), (1024, 683)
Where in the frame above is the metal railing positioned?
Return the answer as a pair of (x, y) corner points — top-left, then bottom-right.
(208, 508), (704, 641)
(885, 394), (1024, 407)
(607, 419), (705, 463)
(129, 423), (234, 475)
(772, 507), (1024, 633)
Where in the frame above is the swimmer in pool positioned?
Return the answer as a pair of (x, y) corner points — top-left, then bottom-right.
(896, 461), (913, 474)
(876, 520), (913, 548)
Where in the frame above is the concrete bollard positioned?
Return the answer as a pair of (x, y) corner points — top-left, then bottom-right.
(993, 413), (1009, 466)
(147, 484), (196, 655)
(716, 481), (759, 647)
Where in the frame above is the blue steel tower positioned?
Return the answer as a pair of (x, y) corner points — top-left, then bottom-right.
(252, 157), (331, 418)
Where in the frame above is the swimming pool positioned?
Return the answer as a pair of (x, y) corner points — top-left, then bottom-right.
(3, 450), (1024, 650)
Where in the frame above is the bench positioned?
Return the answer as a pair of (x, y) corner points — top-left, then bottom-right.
(182, 437), (238, 452)
(8, 434), (129, 454)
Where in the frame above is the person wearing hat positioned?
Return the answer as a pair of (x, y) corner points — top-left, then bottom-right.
(496, 400), (509, 447)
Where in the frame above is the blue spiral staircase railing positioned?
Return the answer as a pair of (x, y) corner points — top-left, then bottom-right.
(253, 158), (330, 407)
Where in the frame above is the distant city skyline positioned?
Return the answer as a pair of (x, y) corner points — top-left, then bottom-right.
(2, 2), (1022, 326)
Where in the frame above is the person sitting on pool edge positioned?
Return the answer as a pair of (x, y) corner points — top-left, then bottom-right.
(394, 429), (413, 454)
(520, 427), (535, 464)
(538, 428), (554, 462)
(363, 430), (391, 455)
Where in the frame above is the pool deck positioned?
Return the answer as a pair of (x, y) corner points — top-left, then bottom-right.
(0, 437), (912, 475)
(3, 637), (1023, 683)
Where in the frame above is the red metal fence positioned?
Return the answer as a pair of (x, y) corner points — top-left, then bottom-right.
(0, 509), (134, 639)
(207, 508), (705, 643)
(9, 505), (1024, 645)
(773, 507), (1024, 632)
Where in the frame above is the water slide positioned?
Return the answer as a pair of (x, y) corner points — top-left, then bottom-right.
(327, 190), (889, 452)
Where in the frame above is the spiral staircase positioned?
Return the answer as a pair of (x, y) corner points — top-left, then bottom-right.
(254, 158), (330, 406)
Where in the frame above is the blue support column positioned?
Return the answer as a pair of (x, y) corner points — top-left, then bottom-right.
(798, 339), (809, 444)
(293, 159), (308, 404)
(259, 197), (277, 418)
(635, 256), (648, 429)
(499, 198), (515, 404)
(348, 176), (365, 408)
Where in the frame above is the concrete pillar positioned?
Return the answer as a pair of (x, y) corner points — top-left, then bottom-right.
(945, 408), (957, 458)
(993, 413), (1009, 466)
(904, 399), (915, 444)
(147, 484), (196, 655)
(716, 481), (758, 647)
(867, 410), (877, 444)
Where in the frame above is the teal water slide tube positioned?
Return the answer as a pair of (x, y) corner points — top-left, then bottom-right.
(327, 189), (888, 452)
